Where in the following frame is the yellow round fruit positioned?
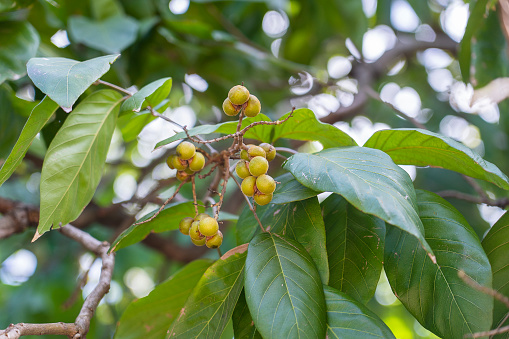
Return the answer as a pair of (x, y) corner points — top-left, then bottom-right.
(191, 237), (207, 246)
(248, 145), (266, 159)
(244, 95), (261, 117)
(223, 98), (240, 116)
(241, 176), (256, 196)
(184, 167), (194, 175)
(176, 141), (196, 160)
(189, 221), (204, 241)
(249, 156), (269, 177)
(189, 152), (205, 172)
(235, 160), (251, 179)
(256, 174), (276, 194)
(179, 217), (194, 235)
(206, 231), (223, 248)
(194, 213), (209, 221)
(199, 217), (219, 237)
(254, 193), (273, 206)
(176, 170), (190, 182)
(260, 143), (276, 161)
(166, 154), (177, 169)
(228, 85), (250, 105)
(170, 155), (187, 171)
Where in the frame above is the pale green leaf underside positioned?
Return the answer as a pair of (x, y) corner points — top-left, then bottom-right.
(120, 77), (172, 114)
(37, 90), (123, 235)
(364, 128), (509, 190)
(27, 54), (119, 110)
(0, 97), (59, 187)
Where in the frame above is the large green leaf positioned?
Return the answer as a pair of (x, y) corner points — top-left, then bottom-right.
(283, 146), (433, 257)
(120, 77), (172, 114)
(364, 128), (509, 190)
(115, 259), (213, 339)
(244, 233), (326, 339)
(236, 197), (329, 284)
(110, 201), (204, 252)
(0, 21), (39, 85)
(232, 291), (262, 339)
(384, 190), (493, 338)
(68, 15), (139, 54)
(482, 212), (509, 335)
(324, 285), (395, 338)
(166, 244), (248, 338)
(27, 54), (119, 111)
(0, 97), (59, 187)
(36, 90), (123, 237)
(270, 173), (320, 205)
(321, 194), (385, 304)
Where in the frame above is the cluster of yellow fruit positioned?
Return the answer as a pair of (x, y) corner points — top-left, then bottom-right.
(236, 143), (277, 205)
(222, 85), (261, 117)
(166, 141), (205, 181)
(179, 213), (223, 248)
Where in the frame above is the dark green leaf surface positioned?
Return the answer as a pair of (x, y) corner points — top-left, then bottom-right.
(364, 128), (509, 190)
(167, 244), (248, 339)
(284, 146), (433, 256)
(482, 212), (509, 335)
(321, 194), (385, 304)
(270, 173), (321, 205)
(68, 15), (139, 54)
(236, 197), (329, 284)
(232, 291), (262, 339)
(385, 190), (493, 338)
(37, 90), (123, 236)
(324, 285), (395, 338)
(244, 233), (326, 339)
(27, 54), (119, 111)
(110, 201), (204, 252)
(120, 77), (172, 114)
(0, 21), (39, 84)
(115, 260), (213, 339)
(0, 97), (59, 187)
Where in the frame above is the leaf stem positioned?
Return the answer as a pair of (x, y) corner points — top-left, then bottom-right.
(94, 79), (133, 96)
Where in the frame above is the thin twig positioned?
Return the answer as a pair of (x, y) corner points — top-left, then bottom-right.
(94, 79), (133, 96)
(214, 155), (230, 220)
(230, 172), (265, 232)
(437, 190), (509, 208)
(464, 325), (509, 338)
(462, 175), (489, 200)
(458, 270), (509, 308)
(192, 176), (199, 216)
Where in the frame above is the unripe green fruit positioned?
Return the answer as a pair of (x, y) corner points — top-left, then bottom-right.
(176, 141), (196, 160)
(189, 152), (205, 172)
(241, 176), (256, 196)
(166, 155), (177, 169)
(194, 213), (209, 221)
(256, 174), (276, 194)
(179, 217), (194, 235)
(244, 95), (261, 117)
(191, 237), (207, 246)
(254, 193), (273, 206)
(248, 146), (266, 158)
(249, 156), (269, 177)
(206, 231), (223, 248)
(235, 161), (251, 179)
(199, 217), (219, 236)
(170, 155), (187, 171)
(228, 85), (250, 105)
(222, 98), (240, 116)
(176, 170), (190, 182)
(240, 149), (249, 161)
(260, 143), (276, 161)
(189, 221), (204, 241)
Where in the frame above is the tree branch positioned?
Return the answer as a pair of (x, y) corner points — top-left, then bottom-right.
(436, 190), (509, 208)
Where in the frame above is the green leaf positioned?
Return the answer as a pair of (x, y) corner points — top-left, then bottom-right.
(68, 15), (139, 54)
(283, 146), (433, 257)
(36, 90), (123, 237)
(364, 128), (509, 190)
(110, 201), (204, 252)
(324, 285), (395, 338)
(167, 244), (248, 338)
(0, 97), (59, 188)
(232, 291), (262, 339)
(118, 99), (169, 142)
(115, 259), (213, 339)
(384, 190), (493, 338)
(0, 21), (39, 85)
(482, 212), (509, 334)
(245, 233), (326, 339)
(120, 77), (172, 115)
(91, 0), (124, 20)
(321, 194), (385, 304)
(236, 197), (329, 284)
(27, 54), (119, 111)
(270, 173), (321, 205)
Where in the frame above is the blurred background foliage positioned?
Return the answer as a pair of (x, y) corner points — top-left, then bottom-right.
(0, 0), (507, 338)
